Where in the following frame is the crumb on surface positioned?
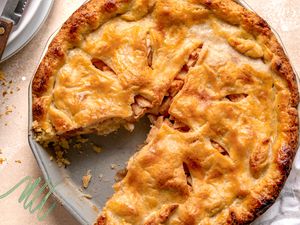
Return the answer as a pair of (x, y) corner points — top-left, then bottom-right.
(82, 169), (92, 189)
(55, 149), (71, 167)
(5, 106), (13, 115)
(59, 139), (70, 149)
(0, 157), (6, 164)
(124, 123), (135, 132)
(73, 143), (82, 149)
(82, 194), (92, 199)
(50, 140), (71, 167)
(92, 205), (99, 213)
(0, 70), (20, 120)
(110, 163), (118, 170)
(76, 136), (88, 143)
(92, 144), (102, 153)
(15, 160), (21, 163)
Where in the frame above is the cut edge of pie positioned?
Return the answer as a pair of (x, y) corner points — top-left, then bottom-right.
(31, 0), (299, 224)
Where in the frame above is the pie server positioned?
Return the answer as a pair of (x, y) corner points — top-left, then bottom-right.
(0, 0), (28, 60)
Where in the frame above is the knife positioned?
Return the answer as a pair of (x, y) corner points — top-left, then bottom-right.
(0, 0), (28, 60)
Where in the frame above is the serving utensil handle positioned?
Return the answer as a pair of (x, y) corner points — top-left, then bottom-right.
(0, 17), (13, 61)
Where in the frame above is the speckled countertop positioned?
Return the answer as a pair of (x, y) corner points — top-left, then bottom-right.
(0, 1), (299, 225)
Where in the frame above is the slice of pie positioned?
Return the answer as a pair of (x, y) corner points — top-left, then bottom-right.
(32, 0), (299, 224)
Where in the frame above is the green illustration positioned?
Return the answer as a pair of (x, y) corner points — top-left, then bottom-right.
(0, 176), (57, 221)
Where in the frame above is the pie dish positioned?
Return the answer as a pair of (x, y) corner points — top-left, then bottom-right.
(31, 0), (299, 224)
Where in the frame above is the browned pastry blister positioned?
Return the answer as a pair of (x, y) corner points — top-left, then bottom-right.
(32, 0), (299, 224)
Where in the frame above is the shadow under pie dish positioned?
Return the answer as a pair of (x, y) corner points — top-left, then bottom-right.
(31, 0), (299, 224)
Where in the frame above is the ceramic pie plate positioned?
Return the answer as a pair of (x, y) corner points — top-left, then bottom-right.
(28, 1), (300, 225)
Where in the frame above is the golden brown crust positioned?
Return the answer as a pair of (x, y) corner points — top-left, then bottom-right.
(200, 0), (299, 107)
(32, 0), (132, 133)
(32, 0), (299, 224)
(197, 1), (299, 223)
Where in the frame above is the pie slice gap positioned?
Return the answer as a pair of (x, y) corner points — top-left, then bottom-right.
(31, 0), (299, 224)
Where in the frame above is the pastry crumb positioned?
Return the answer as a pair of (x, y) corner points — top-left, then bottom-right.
(73, 143), (82, 149)
(92, 144), (102, 153)
(82, 194), (92, 199)
(92, 205), (99, 213)
(59, 139), (70, 149)
(0, 70), (20, 119)
(52, 140), (71, 167)
(55, 150), (71, 167)
(49, 156), (54, 161)
(82, 169), (92, 189)
(15, 160), (21, 163)
(5, 106), (13, 115)
(124, 123), (135, 132)
(0, 157), (6, 164)
(76, 136), (89, 143)
(110, 163), (117, 169)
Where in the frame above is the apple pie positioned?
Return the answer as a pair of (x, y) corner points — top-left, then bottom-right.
(32, 0), (299, 224)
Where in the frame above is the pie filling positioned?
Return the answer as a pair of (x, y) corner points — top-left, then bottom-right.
(31, 0), (297, 224)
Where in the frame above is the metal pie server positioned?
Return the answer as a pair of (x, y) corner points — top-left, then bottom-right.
(0, 0), (28, 60)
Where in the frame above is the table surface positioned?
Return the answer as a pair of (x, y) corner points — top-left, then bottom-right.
(0, 0), (300, 224)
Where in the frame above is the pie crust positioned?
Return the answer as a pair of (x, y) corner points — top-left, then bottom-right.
(32, 0), (299, 224)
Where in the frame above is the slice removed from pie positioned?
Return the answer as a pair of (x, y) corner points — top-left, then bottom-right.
(31, 0), (299, 224)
